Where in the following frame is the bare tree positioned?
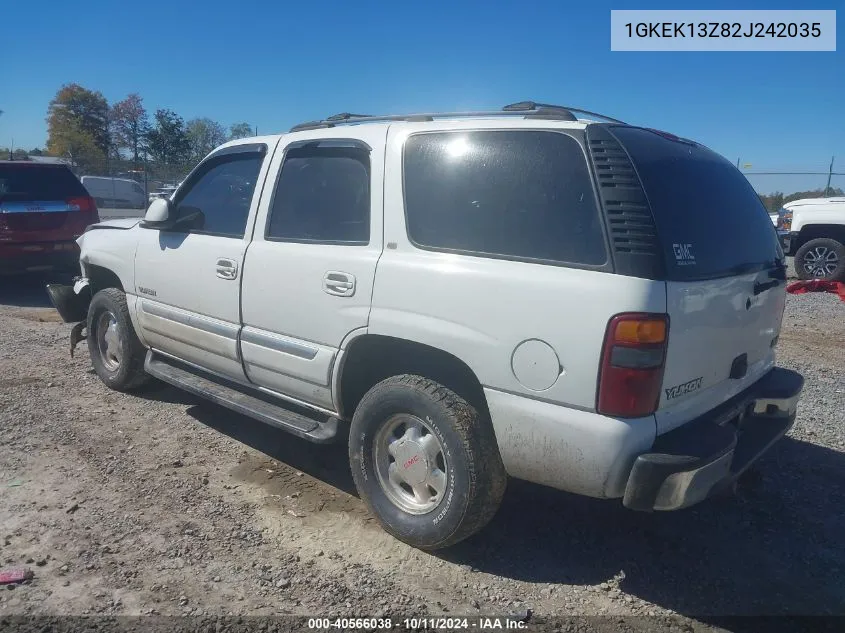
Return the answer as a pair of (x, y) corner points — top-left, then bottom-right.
(111, 94), (150, 168)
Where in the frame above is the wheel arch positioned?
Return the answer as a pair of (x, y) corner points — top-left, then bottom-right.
(335, 333), (490, 423)
(794, 224), (845, 250)
(85, 263), (125, 293)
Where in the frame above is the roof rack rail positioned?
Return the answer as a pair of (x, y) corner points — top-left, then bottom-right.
(326, 112), (372, 122)
(289, 120), (336, 132)
(289, 103), (625, 132)
(502, 101), (626, 124)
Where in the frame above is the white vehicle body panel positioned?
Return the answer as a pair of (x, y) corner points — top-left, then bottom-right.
(373, 121), (665, 410)
(132, 137), (279, 380)
(784, 196), (845, 233)
(239, 126), (388, 410)
(78, 223), (140, 294)
(484, 388), (656, 498)
(656, 274), (784, 434)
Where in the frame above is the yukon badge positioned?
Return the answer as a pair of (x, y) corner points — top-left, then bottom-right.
(665, 377), (703, 400)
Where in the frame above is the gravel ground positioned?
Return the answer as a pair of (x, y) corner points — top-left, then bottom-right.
(0, 270), (843, 633)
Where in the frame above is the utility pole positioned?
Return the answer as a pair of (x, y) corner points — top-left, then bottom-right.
(736, 157), (740, 169)
(825, 156), (835, 197)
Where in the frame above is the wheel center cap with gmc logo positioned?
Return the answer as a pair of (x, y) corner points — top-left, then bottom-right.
(394, 441), (428, 485)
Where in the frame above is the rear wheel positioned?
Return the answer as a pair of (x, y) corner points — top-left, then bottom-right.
(349, 374), (507, 550)
(87, 288), (150, 391)
(795, 238), (845, 281)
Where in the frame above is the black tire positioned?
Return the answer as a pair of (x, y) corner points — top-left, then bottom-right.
(87, 288), (150, 391)
(794, 238), (845, 281)
(349, 374), (507, 550)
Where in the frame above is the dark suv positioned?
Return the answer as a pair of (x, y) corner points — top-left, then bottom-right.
(0, 161), (99, 275)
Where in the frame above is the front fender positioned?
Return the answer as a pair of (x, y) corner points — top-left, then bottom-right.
(77, 223), (140, 292)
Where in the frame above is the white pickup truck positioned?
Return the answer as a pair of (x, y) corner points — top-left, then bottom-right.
(776, 197), (845, 281)
(47, 104), (804, 550)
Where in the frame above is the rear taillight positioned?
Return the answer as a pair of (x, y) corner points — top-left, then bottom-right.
(597, 313), (669, 418)
(776, 208), (792, 230)
(67, 196), (100, 229)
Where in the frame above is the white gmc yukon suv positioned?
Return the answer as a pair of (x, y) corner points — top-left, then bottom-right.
(47, 103), (804, 550)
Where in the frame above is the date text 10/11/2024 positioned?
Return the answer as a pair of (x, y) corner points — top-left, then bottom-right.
(307, 617), (529, 630)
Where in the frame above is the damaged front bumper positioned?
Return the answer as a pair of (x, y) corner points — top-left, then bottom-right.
(623, 367), (804, 511)
(45, 277), (91, 356)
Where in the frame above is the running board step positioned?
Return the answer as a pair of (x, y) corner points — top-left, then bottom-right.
(144, 352), (340, 444)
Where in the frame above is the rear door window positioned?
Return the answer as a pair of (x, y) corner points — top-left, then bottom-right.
(609, 126), (781, 280)
(403, 130), (607, 266)
(267, 145), (371, 244)
(0, 164), (87, 202)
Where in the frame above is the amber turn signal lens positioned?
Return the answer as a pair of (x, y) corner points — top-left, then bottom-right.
(614, 319), (667, 344)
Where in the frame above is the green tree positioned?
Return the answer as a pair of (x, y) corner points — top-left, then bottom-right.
(29, 148), (44, 156)
(146, 109), (190, 165)
(186, 117), (228, 163)
(46, 84), (110, 162)
(111, 93), (149, 167)
(229, 122), (253, 140)
(47, 124), (105, 170)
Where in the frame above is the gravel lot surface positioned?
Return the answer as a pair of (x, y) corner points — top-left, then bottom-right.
(0, 270), (843, 633)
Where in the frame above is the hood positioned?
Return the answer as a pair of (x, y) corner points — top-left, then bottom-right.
(88, 218), (141, 230)
(76, 217), (141, 247)
(784, 197), (845, 210)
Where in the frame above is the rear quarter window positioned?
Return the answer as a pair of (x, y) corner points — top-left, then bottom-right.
(0, 164), (87, 201)
(402, 130), (608, 267)
(608, 126), (781, 280)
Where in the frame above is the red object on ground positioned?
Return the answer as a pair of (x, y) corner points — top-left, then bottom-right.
(0, 566), (34, 584)
(786, 280), (845, 302)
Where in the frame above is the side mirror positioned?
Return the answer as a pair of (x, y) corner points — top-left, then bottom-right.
(144, 198), (171, 224)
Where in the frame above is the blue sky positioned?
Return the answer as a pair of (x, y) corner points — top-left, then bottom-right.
(3, 0), (843, 193)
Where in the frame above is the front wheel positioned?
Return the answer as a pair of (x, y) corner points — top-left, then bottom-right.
(87, 288), (150, 391)
(794, 238), (845, 281)
(349, 374), (507, 550)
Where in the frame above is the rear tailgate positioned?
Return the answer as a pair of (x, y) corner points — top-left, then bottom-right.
(608, 126), (786, 433)
(0, 163), (96, 242)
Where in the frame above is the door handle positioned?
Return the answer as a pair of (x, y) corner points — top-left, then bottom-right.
(216, 258), (238, 280)
(323, 271), (356, 297)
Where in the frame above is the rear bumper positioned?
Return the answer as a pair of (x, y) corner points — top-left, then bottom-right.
(623, 367), (803, 511)
(0, 241), (80, 275)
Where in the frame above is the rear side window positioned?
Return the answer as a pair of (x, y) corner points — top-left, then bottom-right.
(267, 145), (370, 244)
(610, 127), (781, 280)
(403, 131), (606, 266)
(0, 164), (87, 202)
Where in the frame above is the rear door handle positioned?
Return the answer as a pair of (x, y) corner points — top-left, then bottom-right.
(323, 271), (356, 297)
(216, 258), (238, 280)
